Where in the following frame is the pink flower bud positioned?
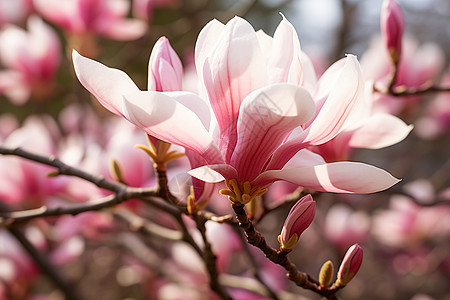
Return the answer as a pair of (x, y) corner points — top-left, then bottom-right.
(148, 36), (183, 92)
(337, 243), (363, 286)
(278, 194), (316, 251)
(381, 0), (405, 64)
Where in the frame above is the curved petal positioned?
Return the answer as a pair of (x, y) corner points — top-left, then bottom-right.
(72, 50), (139, 116)
(349, 113), (413, 149)
(122, 91), (223, 164)
(194, 19), (225, 81)
(267, 14), (302, 85)
(230, 84), (315, 181)
(265, 55), (366, 171)
(304, 54), (366, 145)
(201, 16), (268, 161)
(252, 162), (400, 193)
(188, 164), (238, 183)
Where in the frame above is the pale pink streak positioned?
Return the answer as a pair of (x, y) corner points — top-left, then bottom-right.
(198, 16), (268, 161)
(230, 84), (315, 181)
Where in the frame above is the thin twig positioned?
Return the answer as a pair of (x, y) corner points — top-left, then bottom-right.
(231, 203), (342, 298)
(0, 202), (83, 300)
(194, 216), (233, 300)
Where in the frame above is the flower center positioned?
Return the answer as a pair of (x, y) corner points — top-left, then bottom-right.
(219, 179), (267, 205)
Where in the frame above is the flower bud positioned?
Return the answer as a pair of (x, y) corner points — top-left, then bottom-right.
(148, 36), (183, 92)
(319, 260), (334, 287)
(336, 243), (363, 287)
(381, 0), (405, 64)
(278, 194), (316, 251)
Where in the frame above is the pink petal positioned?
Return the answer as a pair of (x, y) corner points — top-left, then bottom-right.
(122, 91), (223, 163)
(266, 14), (302, 84)
(304, 54), (366, 145)
(265, 55), (365, 171)
(200, 16), (268, 161)
(97, 19), (147, 41)
(148, 36), (183, 91)
(252, 161), (400, 193)
(194, 18), (225, 80)
(188, 164), (238, 183)
(230, 84), (315, 181)
(72, 50), (140, 116)
(349, 113), (413, 149)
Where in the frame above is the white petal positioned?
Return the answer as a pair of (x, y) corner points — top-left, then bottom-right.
(122, 91), (223, 163)
(253, 162), (400, 193)
(349, 113), (413, 149)
(72, 50), (139, 116)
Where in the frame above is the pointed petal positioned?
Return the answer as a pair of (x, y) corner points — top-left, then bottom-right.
(349, 113), (413, 149)
(188, 164), (238, 183)
(230, 84), (315, 181)
(304, 54), (366, 145)
(195, 19), (225, 80)
(122, 91), (223, 163)
(252, 162), (400, 193)
(200, 16), (268, 161)
(266, 15), (302, 85)
(72, 50), (139, 116)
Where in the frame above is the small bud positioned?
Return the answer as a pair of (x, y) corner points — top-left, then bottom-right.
(319, 260), (334, 287)
(109, 158), (125, 183)
(148, 36), (183, 92)
(381, 0), (405, 64)
(278, 194), (316, 251)
(336, 244), (363, 287)
(46, 171), (60, 177)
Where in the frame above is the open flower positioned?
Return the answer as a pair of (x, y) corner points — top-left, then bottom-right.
(73, 16), (400, 204)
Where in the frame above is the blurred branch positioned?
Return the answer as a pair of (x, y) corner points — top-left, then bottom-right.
(195, 216), (233, 300)
(0, 203), (83, 300)
(237, 231), (281, 300)
(112, 208), (183, 241)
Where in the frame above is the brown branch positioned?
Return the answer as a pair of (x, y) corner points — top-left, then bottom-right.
(0, 146), (127, 193)
(231, 203), (343, 298)
(194, 216), (232, 300)
(0, 202), (83, 300)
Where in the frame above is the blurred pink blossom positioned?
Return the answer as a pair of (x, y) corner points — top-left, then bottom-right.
(0, 16), (61, 104)
(0, 0), (33, 25)
(381, 0), (404, 64)
(372, 194), (450, 249)
(323, 204), (370, 251)
(33, 0), (147, 56)
(361, 36), (445, 115)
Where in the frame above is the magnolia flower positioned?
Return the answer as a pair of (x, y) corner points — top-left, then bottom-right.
(310, 62), (413, 162)
(73, 16), (400, 205)
(0, 16), (61, 104)
(33, 0), (147, 41)
(278, 194), (316, 251)
(381, 0), (404, 64)
(336, 243), (363, 287)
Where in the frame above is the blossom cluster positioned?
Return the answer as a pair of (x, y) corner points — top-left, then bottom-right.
(0, 0), (449, 299)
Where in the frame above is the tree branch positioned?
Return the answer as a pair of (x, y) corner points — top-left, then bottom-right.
(231, 203), (342, 298)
